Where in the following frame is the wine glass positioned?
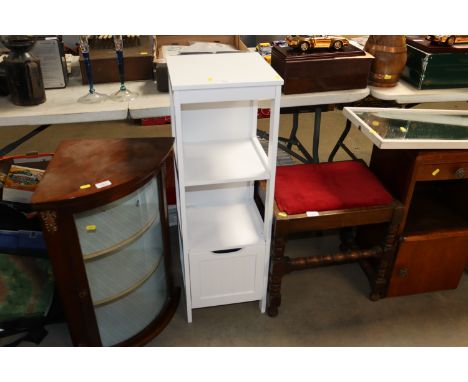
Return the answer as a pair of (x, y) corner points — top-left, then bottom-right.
(77, 35), (108, 104)
(111, 35), (138, 102)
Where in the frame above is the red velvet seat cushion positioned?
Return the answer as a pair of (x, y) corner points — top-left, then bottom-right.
(275, 161), (393, 215)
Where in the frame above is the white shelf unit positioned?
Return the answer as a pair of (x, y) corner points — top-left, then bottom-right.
(167, 52), (283, 322)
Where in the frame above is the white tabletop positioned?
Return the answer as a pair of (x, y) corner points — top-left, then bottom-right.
(370, 79), (468, 104)
(166, 52), (283, 91)
(129, 83), (370, 119)
(0, 64), (129, 127)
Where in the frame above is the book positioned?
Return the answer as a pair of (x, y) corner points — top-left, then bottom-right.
(2, 165), (45, 204)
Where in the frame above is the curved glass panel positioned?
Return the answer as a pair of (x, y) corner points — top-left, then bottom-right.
(85, 217), (164, 304)
(94, 260), (167, 346)
(74, 177), (159, 258)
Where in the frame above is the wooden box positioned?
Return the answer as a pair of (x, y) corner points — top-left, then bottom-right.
(271, 45), (373, 94)
(79, 36), (154, 85)
(401, 36), (468, 89)
(154, 35), (248, 92)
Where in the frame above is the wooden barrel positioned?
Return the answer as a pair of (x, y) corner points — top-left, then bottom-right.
(365, 35), (407, 87)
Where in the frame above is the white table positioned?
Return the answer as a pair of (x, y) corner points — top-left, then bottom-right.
(0, 55), (370, 163)
(0, 72), (129, 127)
(370, 80), (468, 105)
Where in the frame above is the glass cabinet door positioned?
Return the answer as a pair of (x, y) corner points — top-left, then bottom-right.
(73, 176), (168, 346)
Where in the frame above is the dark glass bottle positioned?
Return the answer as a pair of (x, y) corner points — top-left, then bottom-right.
(2, 36), (46, 106)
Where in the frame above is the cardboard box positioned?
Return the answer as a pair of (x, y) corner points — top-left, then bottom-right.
(401, 36), (468, 89)
(154, 35), (248, 92)
(271, 45), (373, 94)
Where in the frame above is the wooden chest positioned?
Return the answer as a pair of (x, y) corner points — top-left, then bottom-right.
(402, 36), (468, 89)
(271, 45), (373, 94)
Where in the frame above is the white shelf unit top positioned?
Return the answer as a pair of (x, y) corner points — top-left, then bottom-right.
(166, 52), (283, 91)
(182, 137), (269, 186)
(185, 200), (265, 252)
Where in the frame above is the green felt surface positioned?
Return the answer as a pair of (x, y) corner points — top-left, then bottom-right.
(0, 254), (54, 322)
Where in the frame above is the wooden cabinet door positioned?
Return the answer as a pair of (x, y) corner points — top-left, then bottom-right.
(388, 231), (468, 297)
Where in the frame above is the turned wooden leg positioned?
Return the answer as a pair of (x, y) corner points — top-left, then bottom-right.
(370, 205), (404, 301)
(267, 234), (288, 317)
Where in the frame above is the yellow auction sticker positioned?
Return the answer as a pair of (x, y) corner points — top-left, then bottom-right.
(80, 184), (91, 190)
(86, 225), (97, 232)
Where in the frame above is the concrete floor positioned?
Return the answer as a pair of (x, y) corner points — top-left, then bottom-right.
(1, 102), (467, 346)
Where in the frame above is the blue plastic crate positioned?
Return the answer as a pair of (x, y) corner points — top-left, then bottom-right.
(0, 230), (47, 256)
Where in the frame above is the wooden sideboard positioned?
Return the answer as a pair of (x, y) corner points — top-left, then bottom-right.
(367, 148), (468, 297)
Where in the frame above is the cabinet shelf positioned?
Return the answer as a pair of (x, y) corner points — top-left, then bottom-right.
(82, 213), (160, 260)
(186, 200), (265, 252)
(94, 261), (168, 346)
(93, 255), (163, 307)
(75, 177), (160, 259)
(182, 138), (269, 186)
(85, 218), (164, 303)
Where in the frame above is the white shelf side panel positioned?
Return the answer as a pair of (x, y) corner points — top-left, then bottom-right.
(186, 200), (265, 252)
(183, 138), (269, 186)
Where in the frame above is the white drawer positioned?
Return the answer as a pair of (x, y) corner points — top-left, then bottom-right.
(189, 244), (265, 309)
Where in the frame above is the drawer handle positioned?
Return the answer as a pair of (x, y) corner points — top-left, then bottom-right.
(454, 168), (465, 179)
(212, 248), (242, 254)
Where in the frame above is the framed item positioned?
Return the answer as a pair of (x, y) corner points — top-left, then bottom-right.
(343, 107), (468, 149)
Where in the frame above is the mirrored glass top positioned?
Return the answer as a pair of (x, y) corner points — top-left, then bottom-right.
(355, 111), (468, 141)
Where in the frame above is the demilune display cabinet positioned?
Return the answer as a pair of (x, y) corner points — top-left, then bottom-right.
(167, 52), (283, 322)
(31, 138), (180, 346)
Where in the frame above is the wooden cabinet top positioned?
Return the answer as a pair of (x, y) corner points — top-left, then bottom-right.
(32, 138), (174, 211)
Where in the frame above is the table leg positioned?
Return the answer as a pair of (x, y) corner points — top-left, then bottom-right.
(0, 124), (51, 157)
(266, 110), (314, 163)
(287, 112), (299, 150)
(312, 106), (321, 163)
(328, 119), (351, 162)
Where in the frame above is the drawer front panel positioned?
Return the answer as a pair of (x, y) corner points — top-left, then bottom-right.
(415, 162), (468, 182)
(388, 233), (468, 297)
(189, 244), (265, 308)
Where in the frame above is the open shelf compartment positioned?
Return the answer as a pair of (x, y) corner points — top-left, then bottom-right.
(182, 137), (269, 186)
(186, 199), (265, 252)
